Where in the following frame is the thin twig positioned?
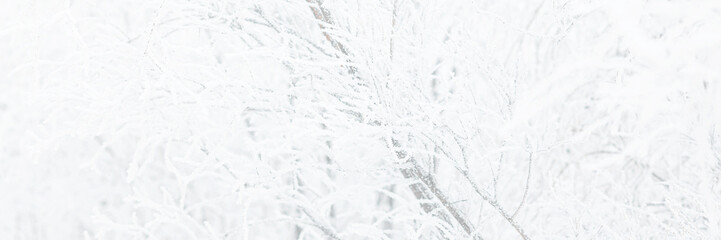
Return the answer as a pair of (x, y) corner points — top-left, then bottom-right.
(461, 171), (530, 240)
(511, 152), (533, 219)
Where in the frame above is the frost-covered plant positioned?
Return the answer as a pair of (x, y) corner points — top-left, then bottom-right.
(1, 0), (720, 239)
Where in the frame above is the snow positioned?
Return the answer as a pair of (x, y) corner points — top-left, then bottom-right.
(1, 0), (721, 239)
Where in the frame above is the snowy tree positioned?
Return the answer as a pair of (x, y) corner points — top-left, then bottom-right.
(1, 0), (721, 239)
